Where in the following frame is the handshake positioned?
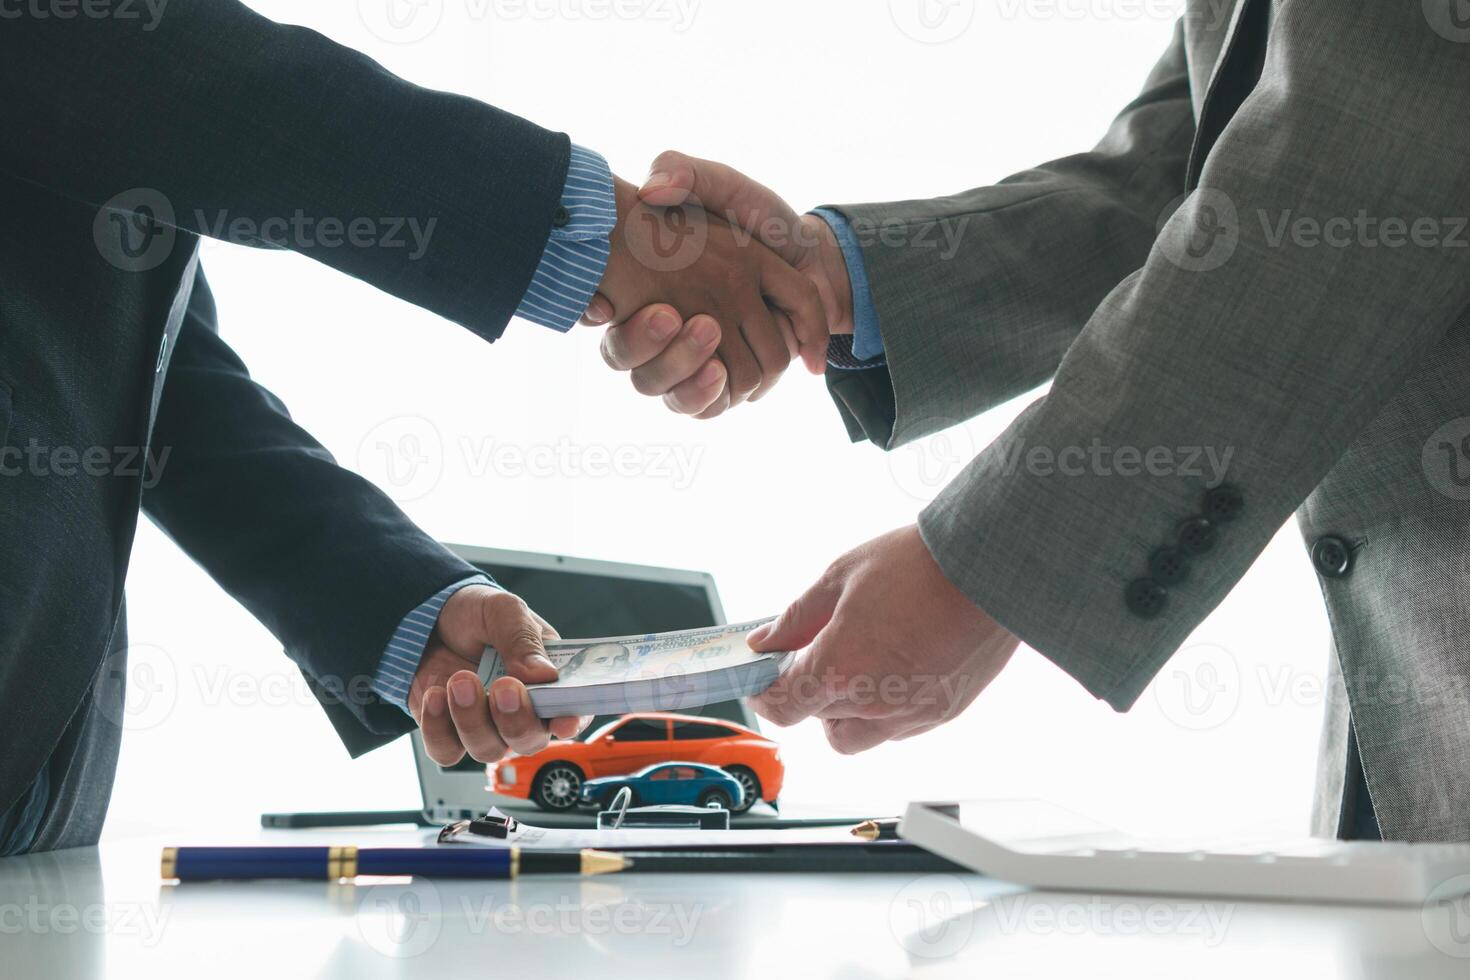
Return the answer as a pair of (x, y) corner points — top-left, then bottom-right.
(582, 152), (858, 417)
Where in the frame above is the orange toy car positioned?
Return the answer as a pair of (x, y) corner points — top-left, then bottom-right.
(491, 712), (783, 813)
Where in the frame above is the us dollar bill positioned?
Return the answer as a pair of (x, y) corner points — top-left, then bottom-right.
(477, 617), (788, 717)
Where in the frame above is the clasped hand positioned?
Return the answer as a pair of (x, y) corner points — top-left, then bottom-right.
(589, 156), (857, 417)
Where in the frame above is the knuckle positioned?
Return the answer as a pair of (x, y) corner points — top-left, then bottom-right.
(466, 742), (509, 765)
(600, 335), (626, 371)
(654, 148), (688, 170)
(757, 697), (799, 728)
(506, 730), (550, 756)
(822, 554), (854, 585)
(631, 369), (664, 397)
(428, 741), (465, 767)
(485, 589), (524, 617)
(727, 362), (761, 399)
(799, 278), (823, 316)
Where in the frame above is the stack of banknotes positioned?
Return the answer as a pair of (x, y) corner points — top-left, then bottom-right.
(478, 618), (791, 718)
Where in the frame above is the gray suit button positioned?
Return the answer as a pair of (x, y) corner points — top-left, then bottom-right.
(1311, 536), (1352, 578)
(1203, 484), (1244, 522)
(1125, 578), (1168, 618)
(1148, 547), (1189, 585)
(1176, 517), (1217, 556)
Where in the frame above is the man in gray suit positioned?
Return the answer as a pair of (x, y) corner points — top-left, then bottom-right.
(589, 0), (1470, 842)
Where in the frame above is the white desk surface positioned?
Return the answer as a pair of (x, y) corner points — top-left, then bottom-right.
(5, 827), (1469, 979)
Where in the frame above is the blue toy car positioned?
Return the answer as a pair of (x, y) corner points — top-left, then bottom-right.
(579, 762), (745, 810)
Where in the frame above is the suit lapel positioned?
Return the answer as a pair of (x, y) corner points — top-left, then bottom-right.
(1186, 0), (1271, 188)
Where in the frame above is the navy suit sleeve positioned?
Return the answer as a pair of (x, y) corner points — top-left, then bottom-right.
(142, 267), (478, 756)
(0, 0), (570, 342)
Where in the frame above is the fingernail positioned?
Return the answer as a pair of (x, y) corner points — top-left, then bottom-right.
(645, 171), (671, 189)
(650, 310), (679, 341)
(690, 319), (719, 347)
(748, 624), (770, 646)
(450, 677), (479, 708)
(584, 300), (610, 325)
(493, 682), (521, 713)
(528, 654), (555, 673)
(426, 688), (446, 717)
(696, 361), (723, 387)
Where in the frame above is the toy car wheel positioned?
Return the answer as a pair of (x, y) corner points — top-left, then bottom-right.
(698, 788), (733, 810)
(532, 763), (584, 811)
(723, 766), (761, 813)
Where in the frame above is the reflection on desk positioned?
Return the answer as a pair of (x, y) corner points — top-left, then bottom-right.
(2, 828), (1469, 979)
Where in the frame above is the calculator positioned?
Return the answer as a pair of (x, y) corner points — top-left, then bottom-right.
(900, 799), (1470, 906)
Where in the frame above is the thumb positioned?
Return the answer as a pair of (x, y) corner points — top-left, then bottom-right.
(748, 569), (843, 654)
(580, 292), (614, 326)
(438, 586), (558, 684)
(640, 151), (807, 266)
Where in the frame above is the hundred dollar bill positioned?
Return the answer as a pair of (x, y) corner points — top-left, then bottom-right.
(478, 617), (791, 718)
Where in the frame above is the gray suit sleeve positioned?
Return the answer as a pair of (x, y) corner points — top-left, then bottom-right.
(825, 20), (1196, 448)
(919, 1), (1470, 709)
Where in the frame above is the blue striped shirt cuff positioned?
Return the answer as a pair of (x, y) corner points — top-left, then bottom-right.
(374, 575), (496, 713)
(515, 144), (616, 333)
(811, 207), (887, 369)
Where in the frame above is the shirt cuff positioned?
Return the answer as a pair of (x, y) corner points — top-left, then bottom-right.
(514, 144), (617, 332)
(373, 575), (497, 713)
(811, 207), (886, 369)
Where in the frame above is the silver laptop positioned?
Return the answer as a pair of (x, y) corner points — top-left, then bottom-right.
(412, 544), (764, 825)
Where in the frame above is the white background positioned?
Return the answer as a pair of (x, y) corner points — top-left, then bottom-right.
(107, 0), (1333, 842)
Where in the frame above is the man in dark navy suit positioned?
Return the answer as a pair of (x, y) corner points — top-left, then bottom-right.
(0, 0), (827, 853)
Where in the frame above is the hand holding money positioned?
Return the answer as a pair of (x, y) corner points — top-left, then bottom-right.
(411, 585), (586, 766)
(480, 618), (792, 719)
